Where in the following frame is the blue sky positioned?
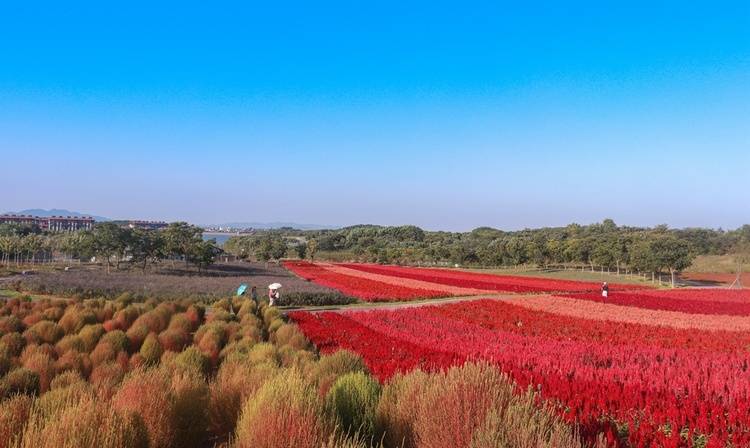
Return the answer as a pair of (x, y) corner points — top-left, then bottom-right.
(1, 1), (748, 230)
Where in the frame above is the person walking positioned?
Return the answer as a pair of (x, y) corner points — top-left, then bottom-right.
(601, 282), (609, 301)
(250, 286), (258, 307)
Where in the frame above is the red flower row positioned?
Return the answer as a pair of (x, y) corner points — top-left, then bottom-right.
(560, 289), (750, 316)
(339, 263), (645, 293)
(282, 261), (447, 301)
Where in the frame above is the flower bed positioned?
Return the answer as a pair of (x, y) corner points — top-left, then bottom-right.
(291, 299), (750, 447)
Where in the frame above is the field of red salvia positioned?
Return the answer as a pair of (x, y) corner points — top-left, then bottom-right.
(291, 299), (750, 447)
(560, 288), (750, 316)
(339, 263), (645, 293)
(505, 294), (750, 331)
(283, 261), (449, 301)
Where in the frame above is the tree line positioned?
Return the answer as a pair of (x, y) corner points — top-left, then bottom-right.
(0, 222), (220, 272)
(225, 220), (750, 287)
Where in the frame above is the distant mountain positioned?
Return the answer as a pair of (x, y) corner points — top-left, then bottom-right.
(205, 222), (334, 231)
(8, 209), (111, 222)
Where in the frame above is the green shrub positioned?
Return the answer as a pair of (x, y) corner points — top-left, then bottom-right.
(28, 321), (64, 344)
(125, 324), (150, 351)
(247, 342), (279, 367)
(171, 371), (209, 448)
(262, 307), (281, 326)
(77, 324), (105, 351)
(310, 350), (368, 396)
(325, 372), (381, 440)
(0, 351), (10, 376)
(140, 333), (163, 366)
(55, 334), (85, 355)
(33, 381), (95, 421)
(273, 324), (310, 351)
(100, 330), (129, 353)
(2, 368), (41, 397)
(276, 292), (357, 307)
(1, 332), (26, 356)
(174, 346), (210, 377)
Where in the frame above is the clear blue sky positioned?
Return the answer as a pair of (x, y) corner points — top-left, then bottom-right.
(1, 1), (748, 231)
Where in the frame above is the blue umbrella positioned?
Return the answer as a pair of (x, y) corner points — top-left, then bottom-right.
(236, 284), (248, 296)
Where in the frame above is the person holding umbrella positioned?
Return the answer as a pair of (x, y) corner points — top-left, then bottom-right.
(268, 283), (282, 306)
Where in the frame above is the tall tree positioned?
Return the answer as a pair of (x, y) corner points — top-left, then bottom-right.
(163, 222), (204, 268)
(307, 239), (318, 262)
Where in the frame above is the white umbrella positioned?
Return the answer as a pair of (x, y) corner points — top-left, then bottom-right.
(268, 283), (282, 290)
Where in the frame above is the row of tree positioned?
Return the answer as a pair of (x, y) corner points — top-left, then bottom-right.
(225, 220), (750, 287)
(0, 222), (220, 272)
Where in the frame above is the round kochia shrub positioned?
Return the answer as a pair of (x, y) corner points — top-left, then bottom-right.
(174, 346), (210, 377)
(55, 334), (85, 355)
(171, 371), (209, 448)
(0, 394), (34, 446)
(1, 332), (26, 357)
(1, 368), (41, 397)
(208, 361), (279, 440)
(100, 330), (129, 353)
(158, 328), (190, 352)
(139, 333), (163, 366)
(28, 321), (64, 344)
(22, 353), (56, 393)
(375, 369), (432, 448)
(325, 371), (381, 440)
(78, 324), (105, 351)
(310, 350), (368, 396)
(18, 396), (149, 448)
(112, 368), (175, 448)
(235, 370), (331, 448)
(413, 363), (515, 448)
(469, 389), (585, 448)
(273, 323), (310, 351)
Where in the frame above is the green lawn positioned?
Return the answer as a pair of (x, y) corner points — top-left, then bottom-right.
(685, 255), (740, 274)
(461, 267), (657, 286)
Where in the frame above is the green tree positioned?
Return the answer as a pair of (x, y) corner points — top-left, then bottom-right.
(307, 239), (318, 262)
(130, 228), (165, 272)
(163, 222), (204, 268)
(294, 242), (307, 260)
(91, 222), (129, 273)
(650, 235), (694, 288)
(188, 239), (220, 272)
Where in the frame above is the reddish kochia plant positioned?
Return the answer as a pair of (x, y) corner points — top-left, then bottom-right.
(112, 368), (175, 448)
(235, 370), (330, 448)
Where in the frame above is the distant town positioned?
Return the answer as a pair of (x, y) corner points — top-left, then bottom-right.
(0, 212), (262, 234)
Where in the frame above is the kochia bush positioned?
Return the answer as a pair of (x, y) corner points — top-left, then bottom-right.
(235, 370), (330, 448)
(325, 371), (380, 440)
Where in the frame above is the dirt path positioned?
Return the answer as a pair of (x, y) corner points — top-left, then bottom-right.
(279, 293), (514, 314)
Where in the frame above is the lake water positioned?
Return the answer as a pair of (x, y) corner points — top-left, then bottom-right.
(203, 232), (233, 246)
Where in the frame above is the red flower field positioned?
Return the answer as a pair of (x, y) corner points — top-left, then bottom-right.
(560, 288), (750, 316)
(291, 293), (750, 447)
(339, 263), (645, 293)
(284, 261), (648, 301)
(282, 261), (448, 301)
